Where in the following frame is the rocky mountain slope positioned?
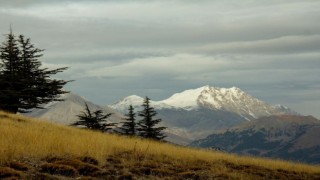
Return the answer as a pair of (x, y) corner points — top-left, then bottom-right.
(190, 115), (320, 164)
(26, 93), (123, 125)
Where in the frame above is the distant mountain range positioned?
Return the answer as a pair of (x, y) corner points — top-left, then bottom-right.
(190, 115), (320, 164)
(26, 85), (298, 145)
(109, 85), (298, 143)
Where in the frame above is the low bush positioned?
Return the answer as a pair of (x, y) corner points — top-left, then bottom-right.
(6, 161), (29, 171)
(53, 159), (102, 176)
(40, 163), (77, 177)
(0, 167), (24, 179)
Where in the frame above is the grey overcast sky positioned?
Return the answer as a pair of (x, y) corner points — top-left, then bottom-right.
(1, 0), (319, 118)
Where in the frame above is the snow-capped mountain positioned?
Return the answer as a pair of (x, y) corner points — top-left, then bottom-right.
(26, 93), (123, 125)
(195, 86), (289, 120)
(110, 85), (295, 120)
(109, 85), (298, 144)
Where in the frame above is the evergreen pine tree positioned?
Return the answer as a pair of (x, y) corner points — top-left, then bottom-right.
(0, 30), (69, 113)
(137, 97), (166, 140)
(119, 105), (137, 136)
(0, 29), (21, 113)
(72, 103), (116, 132)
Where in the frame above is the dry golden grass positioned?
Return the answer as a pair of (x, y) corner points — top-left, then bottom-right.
(0, 111), (320, 179)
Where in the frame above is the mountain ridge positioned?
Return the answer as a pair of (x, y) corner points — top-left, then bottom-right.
(190, 115), (320, 164)
(109, 85), (297, 120)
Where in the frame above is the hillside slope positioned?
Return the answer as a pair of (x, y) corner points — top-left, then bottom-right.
(26, 93), (123, 125)
(191, 115), (320, 164)
(0, 112), (319, 179)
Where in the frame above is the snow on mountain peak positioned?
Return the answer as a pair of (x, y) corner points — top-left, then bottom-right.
(122, 95), (144, 102)
(109, 94), (175, 114)
(273, 104), (299, 116)
(111, 85), (247, 112)
(199, 86), (249, 109)
(274, 104), (289, 110)
(111, 95), (144, 109)
(159, 85), (287, 119)
(160, 85), (246, 110)
(161, 86), (209, 110)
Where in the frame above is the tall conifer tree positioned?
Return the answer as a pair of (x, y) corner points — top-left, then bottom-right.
(137, 97), (166, 140)
(0, 30), (21, 113)
(0, 30), (69, 113)
(119, 105), (137, 136)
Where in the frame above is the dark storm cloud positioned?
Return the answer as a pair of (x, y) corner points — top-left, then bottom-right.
(0, 0), (319, 118)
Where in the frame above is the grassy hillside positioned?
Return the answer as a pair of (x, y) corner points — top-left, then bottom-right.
(0, 111), (319, 179)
